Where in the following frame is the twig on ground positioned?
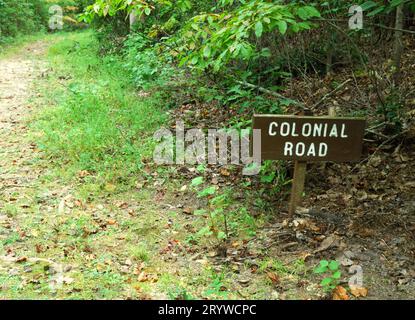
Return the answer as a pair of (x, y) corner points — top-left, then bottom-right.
(351, 130), (407, 172)
(235, 80), (306, 109)
(310, 79), (352, 110)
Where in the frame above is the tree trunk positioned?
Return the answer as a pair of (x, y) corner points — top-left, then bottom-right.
(129, 13), (137, 30)
(393, 3), (405, 84)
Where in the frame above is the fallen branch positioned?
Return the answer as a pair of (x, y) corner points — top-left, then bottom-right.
(310, 79), (352, 110)
(313, 18), (415, 35)
(235, 80), (306, 109)
(351, 130), (407, 172)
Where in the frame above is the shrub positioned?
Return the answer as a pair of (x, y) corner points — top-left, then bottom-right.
(0, 0), (49, 41)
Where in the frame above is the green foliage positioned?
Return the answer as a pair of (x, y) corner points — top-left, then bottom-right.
(190, 180), (225, 243)
(197, 186), (217, 198)
(359, 0), (411, 17)
(123, 33), (176, 88)
(189, 181), (257, 244)
(79, 0), (324, 106)
(36, 32), (166, 185)
(376, 90), (404, 133)
(0, 0), (49, 42)
(314, 260), (342, 292)
(167, 286), (194, 300)
(178, 1), (320, 72)
(191, 176), (204, 187)
(204, 271), (228, 298)
(259, 160), (290, 195)
(81, 0), (321, 71)
(76, 0), (413, 119)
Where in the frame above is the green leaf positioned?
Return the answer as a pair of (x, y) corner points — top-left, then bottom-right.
(277, 20), (288, 35)
(328, 260), (339, 271)
(291, 22), (300, 33)
(360, 1), (378, 11)
(296, 7), (308, 20)
(144, 7), (151, 15)
(260, 48), (271, 57)
(190, 56), (199, 65)
(332, 270), (342, 279)
(197, 226), (213, 237)
(321, 277), (332, 286)
(194, 209), (207, 216)
(304, 6), (321, 18)
(255, 21), (263, 38)
(203, 46), (212, 58)
(217, 231), (227, 240)
(367, 6), (386, 17)
(191, 177), (204, 187)
(314, 266), (328, 274)
(260, 173), (275, 183)
(320, 260), (329, 267)
(389, 0), (404, 7)
(197, 186), (216, 198)
(297, 6), (320, 20)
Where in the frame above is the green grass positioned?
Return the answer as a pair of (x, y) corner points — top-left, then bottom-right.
(34, 31), (167, 187)
(0, 32), (47, 58)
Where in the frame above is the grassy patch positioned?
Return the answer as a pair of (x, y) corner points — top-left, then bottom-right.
(34, 31), (167, 188)
(0, 32), (47, 58)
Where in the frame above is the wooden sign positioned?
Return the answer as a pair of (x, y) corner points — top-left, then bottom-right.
(253, 115), (366, 162)
(253, 114), (366, 217)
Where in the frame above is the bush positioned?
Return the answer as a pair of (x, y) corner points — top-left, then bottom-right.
(0, 0), (49, 42)
(123, 33), (176, 89)
(92, 12), (130, 54)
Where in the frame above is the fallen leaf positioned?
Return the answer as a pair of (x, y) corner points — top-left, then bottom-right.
(350, 286), (368, 298)
(220, 169), (231, 176)
(332, 286), (349, 300)
(35, 244), (44, 253)
(137, 271), (147, 282)
(231, 241), (240, 248)
(16, 256), (28, 263)
(104, 183), (116, 192)
(136, 182), (144, 189)
(314, 235), (338, 253)
(299, 252), (312, 261)
(404, 181), (415, 188)
(78, 170), (90, 178)
(137, 271), (158, 283)
(107, 219), (117, 225)
(74, 200), (83, 207)
(267, 272), (280, 284)
(58, 199), (65, 215)
(62, 276), (74, 285)
(295, 207), (310, 215)
(183, 207), (193, 215)
(116, 202), (129, 209)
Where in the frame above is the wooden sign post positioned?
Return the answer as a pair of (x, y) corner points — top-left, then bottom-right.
(253, 114), (366, 217)
(288, 160), (307, 216)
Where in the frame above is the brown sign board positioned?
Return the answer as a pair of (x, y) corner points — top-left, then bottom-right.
(253, 115), (366, 162)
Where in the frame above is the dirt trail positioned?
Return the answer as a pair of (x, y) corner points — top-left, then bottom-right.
(0, 43), (46, 208)
(0, 42), (55, 274)
(0, 40), (178, 299)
